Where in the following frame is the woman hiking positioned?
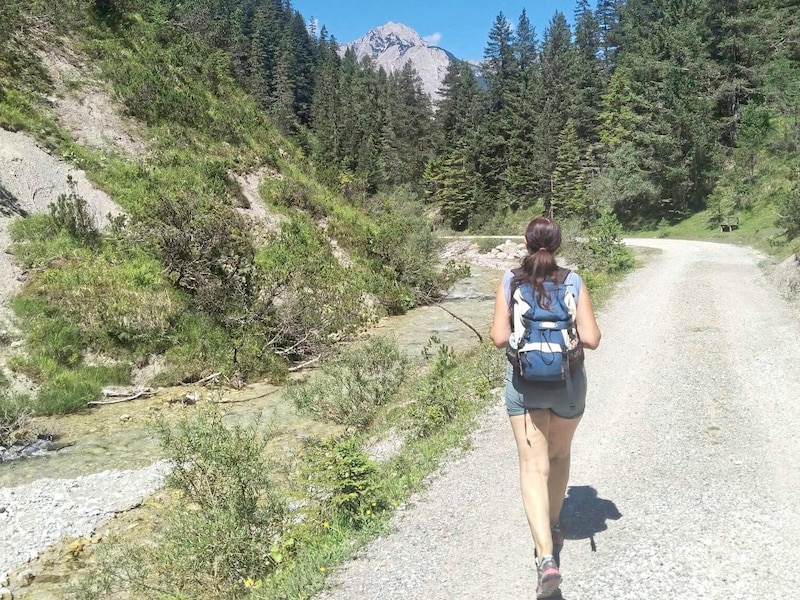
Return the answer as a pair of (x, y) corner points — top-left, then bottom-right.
(490, 216), (601, 598)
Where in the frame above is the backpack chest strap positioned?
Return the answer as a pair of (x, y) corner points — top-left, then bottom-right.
(525, 319), (574, 330)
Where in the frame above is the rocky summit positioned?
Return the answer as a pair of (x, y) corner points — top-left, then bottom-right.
(340, 21), (455, 102)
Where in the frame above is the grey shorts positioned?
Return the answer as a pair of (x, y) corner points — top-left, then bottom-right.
(504, 362), (587, 419)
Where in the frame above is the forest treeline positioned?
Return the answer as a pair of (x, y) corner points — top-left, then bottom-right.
(0, 0), (797, 415)
(105, 0), (799, 234)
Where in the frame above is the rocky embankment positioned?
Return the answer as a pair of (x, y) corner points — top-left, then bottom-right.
(441, 238), (526, 271)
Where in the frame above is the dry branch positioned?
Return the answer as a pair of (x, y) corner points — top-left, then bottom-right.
(434, 303), (484, 343)
(181, 372), (221, 387)
(89, 389), (155, 406)
(288, 356), (322, 372)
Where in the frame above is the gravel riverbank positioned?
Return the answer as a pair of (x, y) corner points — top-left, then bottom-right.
(0, 461), (170, 581)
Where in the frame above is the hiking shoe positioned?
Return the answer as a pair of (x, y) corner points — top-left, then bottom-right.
(537, 555), (562, 598)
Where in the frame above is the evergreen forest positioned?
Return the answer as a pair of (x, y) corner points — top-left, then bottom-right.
(60, 0), (799, 236)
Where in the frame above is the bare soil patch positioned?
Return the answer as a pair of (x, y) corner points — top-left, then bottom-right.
(37, 42), (147, 157)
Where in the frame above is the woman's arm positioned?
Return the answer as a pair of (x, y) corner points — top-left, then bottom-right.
(576, 285), (601, 350)
(490, 281), (511, 349)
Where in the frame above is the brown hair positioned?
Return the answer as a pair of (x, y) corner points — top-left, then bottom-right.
(511, 216), (563, 309)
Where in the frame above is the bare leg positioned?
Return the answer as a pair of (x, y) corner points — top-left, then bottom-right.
(546, 414), (582, 526)
(509, 409), (553, 558)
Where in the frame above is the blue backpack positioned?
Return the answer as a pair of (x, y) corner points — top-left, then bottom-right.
(507, 268), (584, 385)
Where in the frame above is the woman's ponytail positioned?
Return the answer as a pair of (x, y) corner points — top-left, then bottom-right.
(512, 218), (562, 309)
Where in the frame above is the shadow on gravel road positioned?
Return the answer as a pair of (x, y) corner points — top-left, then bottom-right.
(1, 182), (29, 218)
(560, 485), (622, 555)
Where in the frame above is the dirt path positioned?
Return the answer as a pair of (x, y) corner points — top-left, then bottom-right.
(315, 238), (800, 600)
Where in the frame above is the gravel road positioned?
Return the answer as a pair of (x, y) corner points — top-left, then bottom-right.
(315, 238), (800, 600)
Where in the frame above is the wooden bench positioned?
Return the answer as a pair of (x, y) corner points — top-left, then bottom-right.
(720, 216), (739, 232)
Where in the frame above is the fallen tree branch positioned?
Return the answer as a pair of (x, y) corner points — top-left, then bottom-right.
(434, 303), (484, 343)
(288, 356), (322, 372)
(89, 390), (154, 406)
(101, 387), (155, 398)
(181, 372), (221, 387)
(210, 389), (281, 404)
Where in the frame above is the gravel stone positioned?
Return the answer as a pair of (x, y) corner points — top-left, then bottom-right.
(0, 461), (170, 577)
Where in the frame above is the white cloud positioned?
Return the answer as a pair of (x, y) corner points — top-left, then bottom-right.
(307, 17), (320, 37)
(422, 32), (442, 46)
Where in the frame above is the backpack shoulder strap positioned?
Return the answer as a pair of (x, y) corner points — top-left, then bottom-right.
(508, 268), (524, 300)
(556, 267), (571, 284)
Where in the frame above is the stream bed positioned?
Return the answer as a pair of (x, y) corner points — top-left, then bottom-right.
(0, 264), (504, 489)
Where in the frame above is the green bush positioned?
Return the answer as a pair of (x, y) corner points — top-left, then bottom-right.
(289, 336), (409, 430)
(401, 340), (505, 439)
(406, 339), (468, 438)
(298, 436), (385, 527)
(256, 215), (376, 360)
(154, 408), (288, 596)
(585, 210), (635, 273)
(48, 177), (100, 245)
(0, 391), (34, 447)
(79, 407), (289, 599)
(776, 184), (800, 239)
(9, 215), (89, 268)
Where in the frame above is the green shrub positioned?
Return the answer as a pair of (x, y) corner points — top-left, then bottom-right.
(476, 237), (499, 253)
(289, 336), (409, 430)
(406, 339), (465, 438)
(0, 391), (33, 447)
(776, 183), (800, 239)
(585, 210), (635, 273)
(404, 340), (504, 439)
(80, 407), (288, 598)
(155, 408), (288, 596)
(48, 177), (100, 245)
(256, 215), (376, 360)
(9, 215), (89, 268)
(298, 436), (385, 527)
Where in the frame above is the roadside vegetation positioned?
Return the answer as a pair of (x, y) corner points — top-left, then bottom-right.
(69, 338), (505, 600)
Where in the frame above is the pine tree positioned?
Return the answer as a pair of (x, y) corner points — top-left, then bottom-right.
(270, 43), (297, 133)
(309, 35), (341, 169)
(572, 0), (603, 146)
(425, 144), (478, 230)
(539, 12), (576, 209)
(433, 60), (484, 154)
(551, 119), (588, 220)
(382, 62), (433, 189)
(286, 10), (316, 124)
(514, 9), (538, 82)
(597, 0), (624, 79)
(482, 12), (517, 112)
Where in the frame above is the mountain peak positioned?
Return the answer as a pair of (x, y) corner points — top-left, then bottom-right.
(369, 22), (426, 46)
(342, 22), (455, 101)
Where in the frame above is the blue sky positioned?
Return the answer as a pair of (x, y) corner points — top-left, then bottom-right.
(290, 1), (582, 63)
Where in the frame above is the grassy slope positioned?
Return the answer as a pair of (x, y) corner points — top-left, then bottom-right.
(628, 204), (793, 255)
(0, 4), (451, 416)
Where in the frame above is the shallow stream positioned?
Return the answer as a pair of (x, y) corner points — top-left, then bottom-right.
(0, 264), (504, 488)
